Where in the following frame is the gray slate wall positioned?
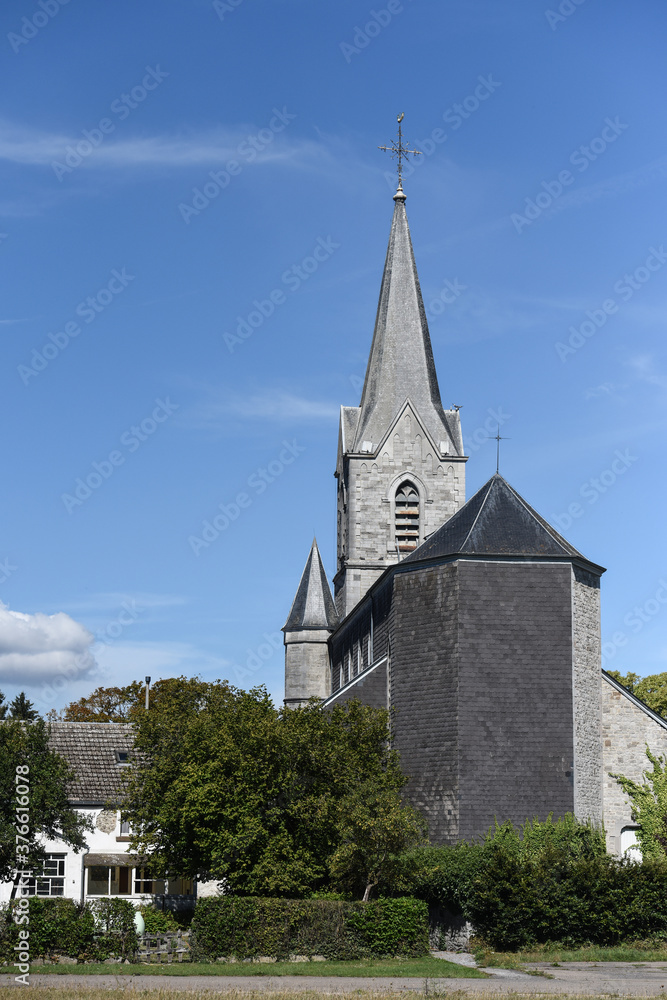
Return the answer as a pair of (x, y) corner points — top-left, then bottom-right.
(456, 560), (575, 840)
(392, 563), (460, 843)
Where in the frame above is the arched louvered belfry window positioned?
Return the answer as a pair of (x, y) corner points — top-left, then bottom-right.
(395, 481), (420, 552)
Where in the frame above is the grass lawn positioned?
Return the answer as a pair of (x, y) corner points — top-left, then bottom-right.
(476, 942), (667, 968)
(31, 955), (486, 978)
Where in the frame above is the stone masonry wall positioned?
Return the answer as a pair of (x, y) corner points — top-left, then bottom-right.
(571, 567), (604, 825)
(335, 406), (465, 616)
(601, 675), (667, 854)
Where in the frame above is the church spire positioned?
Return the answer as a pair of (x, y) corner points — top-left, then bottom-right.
(352, 182), (462, 455)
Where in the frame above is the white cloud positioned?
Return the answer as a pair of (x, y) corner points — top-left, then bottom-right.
(182, 389), (339, 430)
(0, 120), (328, 172)
(0, 603), (95, 684)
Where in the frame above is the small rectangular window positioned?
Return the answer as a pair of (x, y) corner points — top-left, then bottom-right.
(115, 750), (130, 765)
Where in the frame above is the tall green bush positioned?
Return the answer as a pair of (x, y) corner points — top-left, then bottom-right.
(190, 896), (428, 961)
(389, 814), (667, 949)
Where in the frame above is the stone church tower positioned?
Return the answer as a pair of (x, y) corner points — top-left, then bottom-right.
(333, 184), (466, 617)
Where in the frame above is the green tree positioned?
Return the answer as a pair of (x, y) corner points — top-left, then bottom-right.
(608, 670), (667, 720)
(122, 678), (421, 898)
(62, 681), (145, 722)
(9, 692), (39, 721)
(0, 719), (91, 890)
(329, 780), (427, 900)
(613, 747), (667, 861)
(0, 691), (7, 721)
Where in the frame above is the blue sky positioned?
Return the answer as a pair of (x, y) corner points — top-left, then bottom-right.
(1, 0), (666, 713)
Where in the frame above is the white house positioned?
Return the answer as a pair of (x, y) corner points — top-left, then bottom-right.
(0, 722), (194, 910)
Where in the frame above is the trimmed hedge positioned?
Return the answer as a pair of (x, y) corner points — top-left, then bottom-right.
(0, 897), (138, 962)
(191, 896), (429, 961)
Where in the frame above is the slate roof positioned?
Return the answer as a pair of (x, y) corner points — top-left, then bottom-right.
(283, 538), (339, 631)
(48, 721), (135, 805)
(403, 474), (605, 573)
(352, 187), (462, 455)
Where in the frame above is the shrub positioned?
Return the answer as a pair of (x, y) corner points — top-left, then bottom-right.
(190, 896), (428, 961)
(0, 897), (137, 962)
(390, 815), (667, 950)
(139, 903), (180, 933)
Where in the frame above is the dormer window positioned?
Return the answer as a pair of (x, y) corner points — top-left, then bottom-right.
(395, 481), (420, 552)
(115, 750), (130, 766)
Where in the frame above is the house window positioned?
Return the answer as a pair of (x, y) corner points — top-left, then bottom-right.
(134, 867), (165, 895)
(87, 865), (133, 895)
(395, 481), (420, 552)
(115, 750), (130, 765)
(24, 854), (65, 896)
(120, 818), (131, 835)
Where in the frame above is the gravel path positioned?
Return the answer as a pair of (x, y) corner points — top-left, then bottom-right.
(0, 963), (666, 995)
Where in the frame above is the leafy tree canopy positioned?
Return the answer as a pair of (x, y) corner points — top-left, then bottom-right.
(613, 747), (667, 862)
(607, 670), (667, 720)
(121, 678), (422, 899)
(0, 718), (91, 887)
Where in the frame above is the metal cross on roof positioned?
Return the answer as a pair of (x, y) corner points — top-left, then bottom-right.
(378, 113), (422, 188)
(494, 425), (510, 475)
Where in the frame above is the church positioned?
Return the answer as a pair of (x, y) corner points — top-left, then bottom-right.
(283, 167), (667, 857)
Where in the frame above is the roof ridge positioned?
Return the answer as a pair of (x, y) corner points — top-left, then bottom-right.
(459, 477), (495, 550)
(502, 478), (581, 557)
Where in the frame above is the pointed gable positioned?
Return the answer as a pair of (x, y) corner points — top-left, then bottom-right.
(352, 187), (462, 455)
(283, 538), (339, 631)
(403, 474), (605, 572)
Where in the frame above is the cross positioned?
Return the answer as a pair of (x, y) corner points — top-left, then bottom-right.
(378, 113), (422, 188)
(494, 425), (510, 474)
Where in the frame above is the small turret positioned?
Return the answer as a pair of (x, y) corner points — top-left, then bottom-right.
(283, 538), (338, 707)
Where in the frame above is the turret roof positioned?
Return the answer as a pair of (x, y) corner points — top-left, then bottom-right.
(283, 538), (339, 630)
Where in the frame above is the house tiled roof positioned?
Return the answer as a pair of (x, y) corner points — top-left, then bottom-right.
(47, 721), (135, 805)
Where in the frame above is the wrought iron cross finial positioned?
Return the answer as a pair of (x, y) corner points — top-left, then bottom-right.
(378, 113), (422, 187)
(494, 425), (510, 475)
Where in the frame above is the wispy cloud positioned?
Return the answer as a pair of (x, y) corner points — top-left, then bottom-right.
(61, 591), (188, 614)
(182, 389), (339, 430)
(0, 120), (329, 171)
